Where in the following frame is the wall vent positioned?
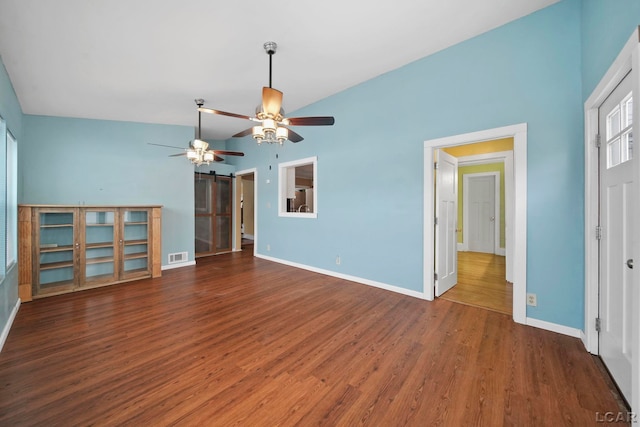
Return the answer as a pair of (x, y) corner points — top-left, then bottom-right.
(168, 252), (188, 264)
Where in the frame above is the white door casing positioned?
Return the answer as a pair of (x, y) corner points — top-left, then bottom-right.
(423, 123), (527, 325)
(464, 173), (499, 254)
(584, 26), (640, 414)
(435, 149), (458, 296)
(599, 71), (634, 403)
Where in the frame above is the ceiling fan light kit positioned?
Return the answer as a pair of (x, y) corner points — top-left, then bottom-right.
(148, 98), (245, 166)
(198, 41), (335, 145)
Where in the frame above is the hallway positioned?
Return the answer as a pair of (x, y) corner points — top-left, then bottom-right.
(440, 251), (511, 315)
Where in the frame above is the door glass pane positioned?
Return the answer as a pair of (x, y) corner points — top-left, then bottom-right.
(195, 179), (213, 214)
(195, 216), (213, 253)
(608, 138), (621, 168)
(216, 178), (231, 215)
(216, 217), (231, 250)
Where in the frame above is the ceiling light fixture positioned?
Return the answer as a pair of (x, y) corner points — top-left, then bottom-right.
(251, 42), (288, 145)
(188, 99), (217, 165)
(197, 42), (334, 145)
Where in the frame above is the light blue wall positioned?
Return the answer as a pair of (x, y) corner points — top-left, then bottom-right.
(6, 0), (639, 337)
(581, 0), (640, 100)
(0, 56), (22, 344)
(21, 115), (196, 265)
(230, 0), (585, 328)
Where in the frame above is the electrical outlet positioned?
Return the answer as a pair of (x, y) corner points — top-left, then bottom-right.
(527, 293), (537, 306)
(336, 256), (341, 265)
(266, 244), (270, 251)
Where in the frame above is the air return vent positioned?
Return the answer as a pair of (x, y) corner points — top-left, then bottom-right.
(168, 252), (188, 264)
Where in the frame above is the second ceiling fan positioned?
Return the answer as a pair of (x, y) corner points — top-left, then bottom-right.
(199, 41), (335, 144)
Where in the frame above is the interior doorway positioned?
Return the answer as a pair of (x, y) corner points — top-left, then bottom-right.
(435, 140), (512, 315)
(234, 168), (257, 255)
(423, 123), (528, 324)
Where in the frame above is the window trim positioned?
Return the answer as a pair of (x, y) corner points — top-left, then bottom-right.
(278, 156), (317, 218)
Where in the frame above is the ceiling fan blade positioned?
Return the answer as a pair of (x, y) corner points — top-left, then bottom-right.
(169, 152), (188, 157)
(232, 127), (254, 138)
(283, 116), (335, 126)
(214, 155), (224, 162)
(262, 87), (283, 117)
(212, 150), (244, 156)
(286, 128), (304, 143)
(149, 143), (186, 149)
(198, 107), (255, 122)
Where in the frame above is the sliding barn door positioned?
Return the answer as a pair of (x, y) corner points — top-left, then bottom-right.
(195, 174), (232, 256)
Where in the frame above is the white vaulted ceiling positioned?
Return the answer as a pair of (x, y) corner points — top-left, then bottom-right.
(0, 0), (559, 140)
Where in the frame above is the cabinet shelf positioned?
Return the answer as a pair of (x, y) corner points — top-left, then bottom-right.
(86, 223), (114, 227)
(125, 253), (148, 260)
(40, 244), (74, 253)
(40, 261), (75, 270)
(40, 224), (73, 229)
(86, 256), (115, 265)
(124, 239), (148, 246)
(86, 242), (114, 249)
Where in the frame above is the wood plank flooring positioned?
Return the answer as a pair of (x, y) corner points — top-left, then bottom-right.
(440, 251), (512, 315)
(0, 250), (627, 426)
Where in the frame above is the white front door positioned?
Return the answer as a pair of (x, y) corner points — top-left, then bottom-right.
(467, 175), (496, 254)
(599, 71), (634, 403)
(435, 150), (458, 296)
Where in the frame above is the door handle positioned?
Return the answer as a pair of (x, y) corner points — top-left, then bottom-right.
(627, 259), (634, 269)
(489, 217), (495, 222)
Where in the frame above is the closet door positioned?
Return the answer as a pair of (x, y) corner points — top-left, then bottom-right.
(195, 175), (215, 257)
(194, 174), (233, 256)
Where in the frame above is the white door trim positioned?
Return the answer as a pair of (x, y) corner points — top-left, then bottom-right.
(423, 123), (527, 325)
(463, 172), (501, 255)
(235, 167), (258, 257)
(584, 26), (640, 413)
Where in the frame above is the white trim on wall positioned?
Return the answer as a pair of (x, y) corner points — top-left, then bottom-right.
(0, 298), (20, 352)
(424, 123), (527, 325)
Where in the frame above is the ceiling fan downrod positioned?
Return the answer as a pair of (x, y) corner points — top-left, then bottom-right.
(264, 41), (277, 89)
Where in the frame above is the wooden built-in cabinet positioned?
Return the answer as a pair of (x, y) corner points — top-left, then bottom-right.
(19, 205), (162, 301)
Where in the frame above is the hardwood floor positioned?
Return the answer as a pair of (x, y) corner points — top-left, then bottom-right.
(440, 251), (512, 315)
(0, 250), (626, 426)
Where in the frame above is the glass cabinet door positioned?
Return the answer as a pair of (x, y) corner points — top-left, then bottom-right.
(82, 209), (117, 286)
(121, 209), (150, 278)
(36, 209), (76, 296)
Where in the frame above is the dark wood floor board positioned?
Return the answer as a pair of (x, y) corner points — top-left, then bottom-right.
(0, 250), (628, 426)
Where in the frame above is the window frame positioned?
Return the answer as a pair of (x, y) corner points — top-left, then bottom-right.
(278, 156), (318, 218)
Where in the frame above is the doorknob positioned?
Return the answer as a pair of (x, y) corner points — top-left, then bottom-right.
(627, 259), (634, 269)
(489, 216), (495, 222)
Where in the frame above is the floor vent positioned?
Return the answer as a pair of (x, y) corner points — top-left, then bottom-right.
(168, 252), (188, 264)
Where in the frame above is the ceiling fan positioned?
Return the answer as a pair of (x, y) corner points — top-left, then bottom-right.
(198, 41), (335, 144)
(149, 99), (244, 166)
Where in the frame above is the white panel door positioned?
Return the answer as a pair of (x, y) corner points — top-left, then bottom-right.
(435, 150), (458, 296)
(599, 71), (634, 403)
(467, 175), (496, 253)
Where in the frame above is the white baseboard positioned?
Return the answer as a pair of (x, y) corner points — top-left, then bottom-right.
(457, 243), (465, 251)
(242, 234), (254, 240)
(0, 298), (20, 352)
(161, 260), (196, 271)
(255, 253), (428, 300)
(495, 247), (506, 256)
(526, 317), (582, 338)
